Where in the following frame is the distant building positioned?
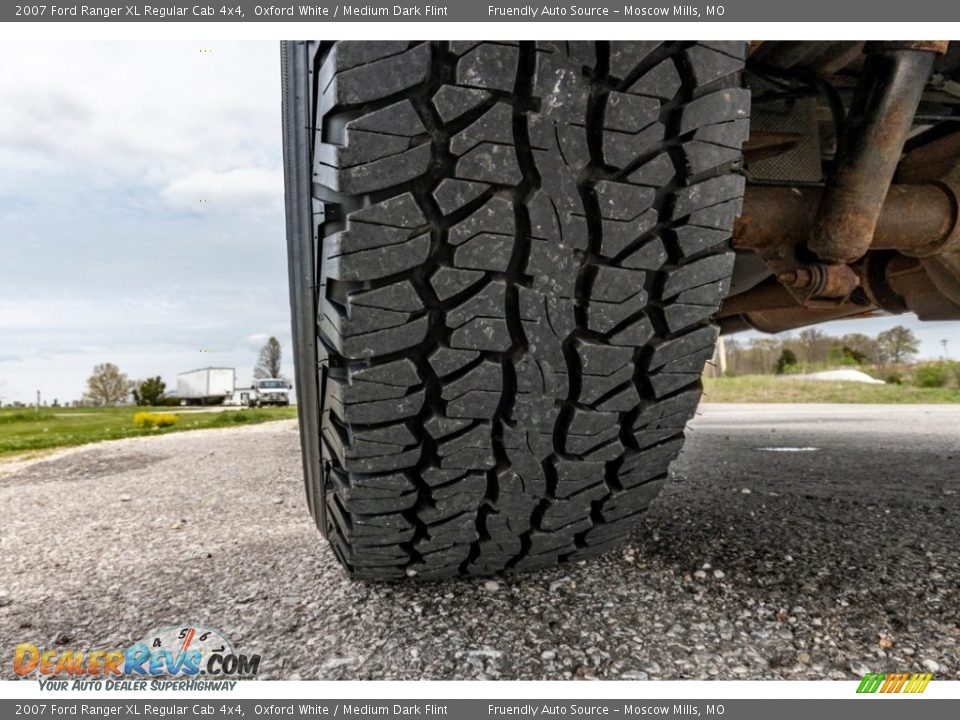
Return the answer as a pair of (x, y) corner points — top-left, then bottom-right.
(224, 386), (256, 406)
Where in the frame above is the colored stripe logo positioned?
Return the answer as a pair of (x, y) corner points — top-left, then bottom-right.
(857, 672), (933, 694)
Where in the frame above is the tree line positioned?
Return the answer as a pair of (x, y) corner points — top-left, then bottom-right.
(78, 336), (286, 406)
(722, 325), (924, 377)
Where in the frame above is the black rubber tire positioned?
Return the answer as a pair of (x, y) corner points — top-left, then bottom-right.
(308, 41), (749, 580)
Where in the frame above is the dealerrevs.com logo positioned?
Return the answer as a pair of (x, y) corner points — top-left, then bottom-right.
(14, 625), (261, 690)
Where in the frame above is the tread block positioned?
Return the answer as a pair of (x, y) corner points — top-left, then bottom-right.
(532, 45), (591, 126)
(432, 85), (492, 123)
(325, 359), (424, 425)
(429, 471), (486, 501)
(602, 124), (665, 169)
(632, 389), (700, 448)
(539, 497), (599, 531)
(448, 197), (515, 272)
(428, 347), (480, 377)
(432, 179), (489, 215)
(424, 415), (473, 440)
(320, 41), (412, 77)
(429, 266), (484, 301)
(525, 190), (583, 297)
(627, 153), (675, 187)
(663, 301), (720, 333)
(604, 92), (660, 133)
(673, 175), (746, 219)
(595, 181), (656, 220)
(576, 341), (636, 406)
(554, 459), (607, 498)
(599, 210), (659, 258)
(647, 372), (700, 399)
(320, 100), (425, 163)
(456, 143), (523, 185)
(456, 43), (519, 92)
(609, 314), (655, 347)
(582, 373), (639, 412)
(517, 289), (575, 398)
(694, 118), (751, 149)
(324, 194), (430, 281)
(662, 252), (735, 299)
(320, 42), (430, 111)
(674, 225), (731, 257)
(441, 359), (503, 418)
(627, 59), (682, 100)
(618, 438), (684, 488)
(447, 281), (512, 351)
(329, 430), (421, 474)
(436, 423), (495, 469)
(330, 470), (418, 514)
(622, 237), (668, 271)
(680, 88), (751, 134)
(596, 384), (642, 412)
(601, 479), (665, 522)
(587, 291), (648, 335)
(565, 408), (620, 455)
(685, 43), (746, 87)
(608, 41), (662, 81)
(328, 503), (416, 547)
(646, 325), (718, 371)
(321, 305), (428, 359)
(589, 266), (647, 303)
(450, 103), (514, 155)
(449, 197), (514, 242)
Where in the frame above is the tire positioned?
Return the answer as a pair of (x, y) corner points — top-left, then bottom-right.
(304, 41), (749, 580)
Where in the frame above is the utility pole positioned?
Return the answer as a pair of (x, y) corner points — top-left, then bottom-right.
(942, 338), (949, 360)
(36, 390), (40, 412)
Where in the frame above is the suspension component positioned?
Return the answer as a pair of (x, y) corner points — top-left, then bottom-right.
(807, 41), (945, 265)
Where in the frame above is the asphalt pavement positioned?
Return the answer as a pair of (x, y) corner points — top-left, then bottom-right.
(0, 404), (957, 680)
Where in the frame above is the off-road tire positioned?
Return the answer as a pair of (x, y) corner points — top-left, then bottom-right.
(306, 41), (749, 580)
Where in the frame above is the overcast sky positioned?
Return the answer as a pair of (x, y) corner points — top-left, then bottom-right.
(0, 42), (290, 404)
(0, 42), (957, 405)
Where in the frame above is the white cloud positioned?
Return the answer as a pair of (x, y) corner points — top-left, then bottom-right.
(245, 333), (271, 347)
(161, 167), (283, 212)
(0, 42), (297, 405)
(0, 42), (281, 203)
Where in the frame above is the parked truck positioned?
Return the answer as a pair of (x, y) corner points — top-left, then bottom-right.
(250, 378), (291, 407)
(176, 367), (235, 406)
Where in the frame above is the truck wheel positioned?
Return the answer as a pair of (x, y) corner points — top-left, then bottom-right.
(297, 41), (749, 580)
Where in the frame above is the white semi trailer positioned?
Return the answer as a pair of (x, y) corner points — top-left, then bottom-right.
(176, 367), (235, 405)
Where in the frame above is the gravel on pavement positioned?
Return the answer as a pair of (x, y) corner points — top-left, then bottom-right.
(0, 404), (957, 680)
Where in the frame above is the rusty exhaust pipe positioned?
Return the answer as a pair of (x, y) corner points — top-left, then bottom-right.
(734, 183), (960, 258)
(807, 42), (945, 265)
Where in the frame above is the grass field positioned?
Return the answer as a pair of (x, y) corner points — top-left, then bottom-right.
(0, 405), (299, 458)
(703, 375), (960, 404)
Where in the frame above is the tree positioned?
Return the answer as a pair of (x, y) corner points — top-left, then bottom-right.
(132, 376), (166, 406)
(84, 363), (132, 406)
(878, 325), (920, 364)
(841, 333), (879, 364)
(748, 338), (781, 374)
(254, 336), (283, 379)
(797, 328), (830, 365)
(775, 348), (798, 375)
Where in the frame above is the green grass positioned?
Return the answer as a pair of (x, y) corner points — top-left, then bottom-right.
(703, 375), (960, 404)
(0, 405), (298, 458)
